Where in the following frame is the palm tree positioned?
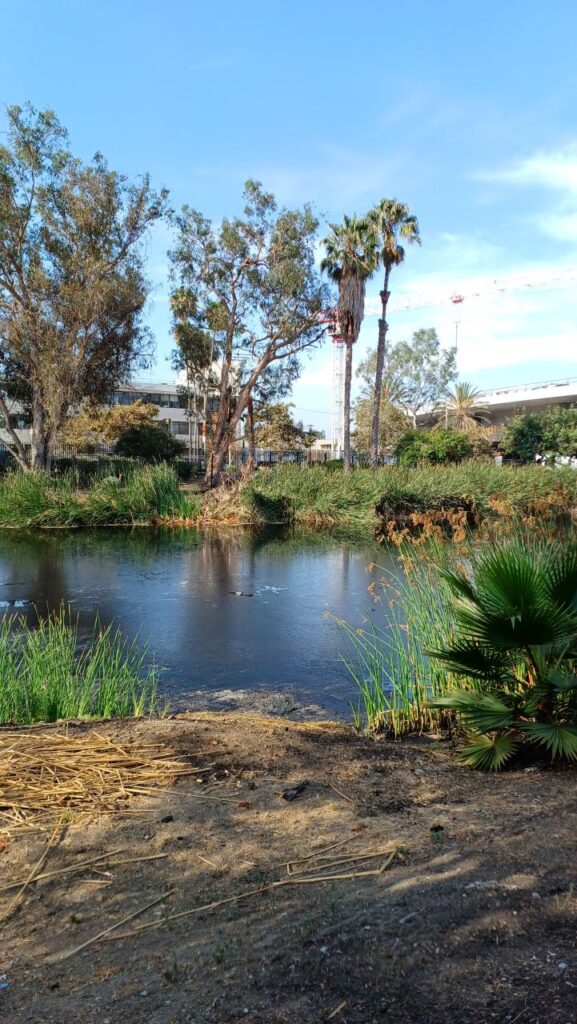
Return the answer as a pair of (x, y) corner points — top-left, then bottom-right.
(366, 200), (420, 467)
(437, 382), (490, 433)
(321, 217), (373, 472)
(430, 541), (577, 770)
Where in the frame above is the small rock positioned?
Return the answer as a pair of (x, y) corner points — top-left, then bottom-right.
(161, 815), (174, 824)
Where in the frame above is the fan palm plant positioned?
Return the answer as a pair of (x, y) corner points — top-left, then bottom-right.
(366, 199), (420, 468)
(429, 542), (577, 770)
(437, 382), (490, 433)
(321, 217), (374, 471)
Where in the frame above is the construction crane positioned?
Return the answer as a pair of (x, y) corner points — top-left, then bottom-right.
(322, 267), (577, 454)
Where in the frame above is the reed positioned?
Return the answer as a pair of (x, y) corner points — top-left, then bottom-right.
(0, 464), (199, 528)
(240, 461), (577, 529)
(341, 539), (458, 736)
(0, 610), (162, 724)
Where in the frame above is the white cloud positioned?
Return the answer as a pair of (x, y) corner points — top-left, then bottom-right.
(477, 146), (577, 242)
(480, 148), (577, 191)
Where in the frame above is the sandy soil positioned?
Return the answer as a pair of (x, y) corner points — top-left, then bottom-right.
(2, 713), (577, 1024)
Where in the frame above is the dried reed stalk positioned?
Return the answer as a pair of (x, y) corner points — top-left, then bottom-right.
(0, 730), (206, 835)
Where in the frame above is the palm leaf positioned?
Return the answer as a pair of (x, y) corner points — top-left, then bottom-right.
(430, 690), (516, 731)
(457, 732), (518, 772)
(545, 668), (577, 693)
(438, 567), (477, 604)
(428, 641), (513, 681)
(544, 547), (577, 611)
(522, 722), (577, 761)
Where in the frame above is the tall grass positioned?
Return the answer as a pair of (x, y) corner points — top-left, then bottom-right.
(0, 610), (162, 724)
(241, 461), (577, 528)
(0, 464), (200, 528)
(341, 540), (460, 736)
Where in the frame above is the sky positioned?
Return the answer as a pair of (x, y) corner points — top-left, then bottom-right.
(2, 0), (577, 435)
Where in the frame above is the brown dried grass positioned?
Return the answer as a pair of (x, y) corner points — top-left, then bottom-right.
(0, 729), (202, 837)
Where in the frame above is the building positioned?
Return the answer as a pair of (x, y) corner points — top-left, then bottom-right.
(416, 376), (577, 442)
(476, 377), (577, 442)
(0, 379), (220, 456)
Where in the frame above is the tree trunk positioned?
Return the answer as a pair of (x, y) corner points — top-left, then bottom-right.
(370, 266), (391, 468)
(246, 395), (256, 470)
(343, 341), (353, 473)
(30, 394), (53, 472)
(0, 394), (30, 470)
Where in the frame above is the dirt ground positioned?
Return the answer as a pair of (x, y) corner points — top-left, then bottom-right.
(2, 713), (577, 1024)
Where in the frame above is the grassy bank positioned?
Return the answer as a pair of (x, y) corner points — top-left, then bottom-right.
(0, 611), (161, 724)
(0, 464), (201, 528)
(238, 461), (577, 528)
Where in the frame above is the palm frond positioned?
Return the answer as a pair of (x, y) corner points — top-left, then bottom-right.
(522, 722), (577, 761)
(427, 641), (512, 682)
(457, 732), (518, 772)
(430, 690), (516, 730)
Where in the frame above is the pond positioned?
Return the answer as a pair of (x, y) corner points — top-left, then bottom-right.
(0, 527), (394, 717)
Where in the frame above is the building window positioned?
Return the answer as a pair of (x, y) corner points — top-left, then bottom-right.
(172, 421), (191, 436)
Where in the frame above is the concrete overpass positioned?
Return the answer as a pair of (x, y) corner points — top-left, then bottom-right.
(478, 377), (577, 440)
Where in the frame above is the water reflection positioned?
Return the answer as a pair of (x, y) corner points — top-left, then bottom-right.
(0, 527), (390, 714)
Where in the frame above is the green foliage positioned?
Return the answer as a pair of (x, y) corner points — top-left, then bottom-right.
(253, 402), (308, 450)
(395, 429), (475, 465)
(0, 610), (162, 724)
(353, 392), (408, 453)
(341, 546), (454, 736)
(429, 541), (577, 769)
(0, 103), (167, 470)
(169, 180), (329, 477)
(237, 461), (577, 528)
(0, 464), (198, 527)
(503, 406), (577, 462)
(114, 424), (186, 462)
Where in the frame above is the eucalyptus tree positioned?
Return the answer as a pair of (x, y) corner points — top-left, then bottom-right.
(366, 199), (420, 467)
(320, 216), (374, 471)
(0, 103), (167, 470)
(169, 181), (328, 482)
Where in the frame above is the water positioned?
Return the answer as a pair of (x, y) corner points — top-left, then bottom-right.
(0, 527), (392, 717)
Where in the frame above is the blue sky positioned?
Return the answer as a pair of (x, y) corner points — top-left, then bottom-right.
(2, 0), (577, 434)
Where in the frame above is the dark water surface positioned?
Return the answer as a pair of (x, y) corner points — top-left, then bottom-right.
(0, 527), (392, 716)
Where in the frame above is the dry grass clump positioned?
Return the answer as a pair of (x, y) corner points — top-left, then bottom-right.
(0, 729), (200, 837)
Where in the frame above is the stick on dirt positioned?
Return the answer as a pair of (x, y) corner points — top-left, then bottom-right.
(46, 888), (176, 963)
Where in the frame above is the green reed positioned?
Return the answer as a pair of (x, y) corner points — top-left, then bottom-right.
(0, 609), (163, 724)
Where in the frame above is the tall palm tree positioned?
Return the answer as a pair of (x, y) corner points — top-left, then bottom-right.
(438, 382), (490, 433)
(321, 216), (373, 472)
(366, 200), (420, 467)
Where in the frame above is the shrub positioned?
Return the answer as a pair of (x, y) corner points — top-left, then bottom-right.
(395, 428), (475, 466)
(429, 541), (577, 770)
(503, 406), (577, 462)
(115, 424), (185, 462)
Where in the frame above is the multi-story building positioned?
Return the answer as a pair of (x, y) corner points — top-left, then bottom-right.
(0, 379), (221, 455)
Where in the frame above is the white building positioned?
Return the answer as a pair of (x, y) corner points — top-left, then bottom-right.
(0, 379), (219, 455)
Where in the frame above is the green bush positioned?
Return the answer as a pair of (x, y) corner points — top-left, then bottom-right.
(174, 459), (203, 481)
(429, 541), (577, 770)
(395, 428), (475, 466)
(115, 424), (185, 462)
(503, 406), (577, 462)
